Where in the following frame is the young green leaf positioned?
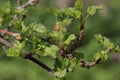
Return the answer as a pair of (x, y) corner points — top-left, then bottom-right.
(94, 52), (101, 60)
(54, 58), (69, 70)
(30, 22), (48, 34)
(68, 58), (79, 72)
(54, 69), (67, 78)
(114, 45), (120, 52)
(21, 22), (28, 34)
(87, 6), (102, 15)
(102, 51), (108, 60)
(7, 40), (25, 57)
(44, 45), (59, 58)
(65, 8), (81, 18)
(95, 34), (116, 49)
(7, 48), (19, 56)
(13, 40), (25, 50)
(48, 7), (81, 22)
(64, 34), (76, 45)
(74, 0), (83, 10)
(62, 18), (72, 26)
(0, 1), (12, 14)
(14, 7), (27, 15)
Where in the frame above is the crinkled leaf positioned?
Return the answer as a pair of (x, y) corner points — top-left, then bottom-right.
(44, 45), (59, 58)
(101, 37), (115, 49)
(64, 34), (76, 45)
(63, 18), (72, 26)
(54, 69), (67, 78)
(54, 58), (69, 70)
(102, 52), (108, 60)
(7, 48), (19, 57)
(87, 6), (102, 15)
(14, 7), (26, 15)
(95, 34), (116, 49)
(48, 31), (60, 43)
(48, 7), (81, 21)
(49, 31), (59, 37)
(94, 52), (101, 60)
(30, 23), (47, 33)
(65, 8), (81, 18)
(94, 34), (103, 42)
(0, 1), (12, 14)
(21, 22), (28, 34)
(13, 40), (25, 50)
(12, 19), (22, 30)
(114, 45), (120, 52)
(59, 27), (67, 41)
(74, 0), (83, 10)
(68, 58), (79, 72)
(94, 51), (108, 61)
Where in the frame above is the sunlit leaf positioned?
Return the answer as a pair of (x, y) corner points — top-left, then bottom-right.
(68, 58), (79, 72)
(74, 0), (83, 10)
(44, 45), (59, 58)
(54, 58), (69, 70)
(87, 6), (102, 15)
(0, 1), (12, 14)
(102, 52), (108, 60)
(94, 52), (101, 60)
(7, 48), (19, 57)
(64, 34), (76, 45)
(95, 34), (116, 49)
(114, 45), (120, 52)
(14, 7), (27, 15)
(30, 23), (48, 33)
(13, 40), (25, 50)
(54, 69), (67, 78)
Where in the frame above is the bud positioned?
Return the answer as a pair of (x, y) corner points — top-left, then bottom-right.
(12, 33), (22, 40)
(54, 22), (61, 32)
(54, 26), (61, 32)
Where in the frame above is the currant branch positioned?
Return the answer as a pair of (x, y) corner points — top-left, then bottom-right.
(0, 36), (55, 76)
(0, 0), (120, 79)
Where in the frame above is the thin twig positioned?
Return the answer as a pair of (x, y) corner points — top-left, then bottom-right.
(0, 36), (54, 76)
(80, 48), (112, 68)
(21, 14), (27, 21)
(0, 30), (14, 35)
(0, 37), (55, 76)
(0, 30), (21, 40)
(24, 54), (53, 72)
(70, 19), (85, 52)
(40, 37), (54, 45)
(0, 37), (13, 47)
(79, 20), (85, 41)
(22, 0), (39, 8)
(23, 53), (55, 76)
(80, 58), (101, 68)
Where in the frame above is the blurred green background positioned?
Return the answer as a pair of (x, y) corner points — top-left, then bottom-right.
(0, 0), (120, 80)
